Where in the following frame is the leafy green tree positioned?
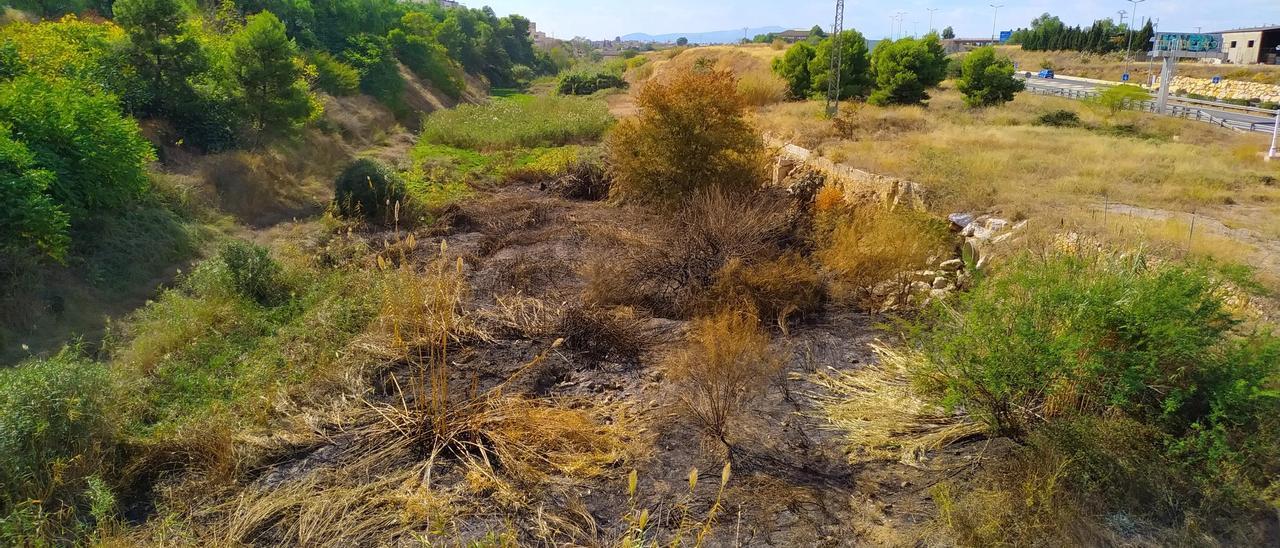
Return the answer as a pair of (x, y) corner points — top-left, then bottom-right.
(868, 35), (948, 105)
(308, 50), (360, 95)
(113, 0), (208, 116)
(0, 126), (68, 261)
(0, 75), (154, 214)
(342, 33), (404, 107)
(231, 11), (319, 138)
(771, 42), (815, 99)
(808, 25), (827, 40)
(389, 28), (463, 98)
(941, 26), (955, 39)
(808, 29), (873, 100)
(0, 40), (22, 80)
(956, 46), (1024, 107)
(237, 0), (319, 47)
(676, 37), (688, 46)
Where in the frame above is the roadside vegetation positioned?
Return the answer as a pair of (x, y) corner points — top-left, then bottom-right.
(3, 6), (1279, 545)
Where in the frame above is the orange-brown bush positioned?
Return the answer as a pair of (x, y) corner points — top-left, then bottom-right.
(705, 253), (823, 328)
(816, 204), (950, 304)
(586, 189), (798, 318)
(604, 68), (768, 208)
(665, 308), (782, 446)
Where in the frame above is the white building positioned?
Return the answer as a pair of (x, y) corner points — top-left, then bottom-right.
(1217, 25), (1280, 65)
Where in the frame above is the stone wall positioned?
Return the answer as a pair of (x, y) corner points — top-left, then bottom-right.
(1169, 75), (1280, 104)
(771, 142), (929, 211)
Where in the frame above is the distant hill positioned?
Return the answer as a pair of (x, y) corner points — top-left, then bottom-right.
(621, 26), (787, 45)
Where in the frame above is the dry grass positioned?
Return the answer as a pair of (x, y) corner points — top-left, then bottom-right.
(736, 70), (788, 107)
(558, 305), (653, 361)
(704, 253), (824, 329)
(816, 204), (951, 305)
(665, 308), (783, 447)
(755, 85), (1280, 288)
(813, 343), (983, 465)
(586, 189), (797, 318)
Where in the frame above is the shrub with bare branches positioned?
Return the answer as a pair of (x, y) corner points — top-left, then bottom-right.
(586, 189), (800, 318)
(665, 308), (782, 447)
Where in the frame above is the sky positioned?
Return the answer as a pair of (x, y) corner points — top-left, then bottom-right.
(474, 0), (1280, 41)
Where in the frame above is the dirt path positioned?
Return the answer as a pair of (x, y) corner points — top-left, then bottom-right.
(1100, 202), (1280, 275)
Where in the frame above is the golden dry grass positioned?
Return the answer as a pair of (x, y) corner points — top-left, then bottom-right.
(816, 204), (951, 305)
(756, 85), (1280, 283)
(813, 343), (983, 465)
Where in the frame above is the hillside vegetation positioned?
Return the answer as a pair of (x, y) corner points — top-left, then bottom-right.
(2, 11), (1279, 547)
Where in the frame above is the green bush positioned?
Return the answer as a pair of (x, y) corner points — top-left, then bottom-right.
(342, 33), (404, 108)
(1087, 84), (1150, 116)
(868, 35), (948, 106)
(420, 95), (612, 151)
(388, 28), (464, 99)
(0, 351), (115, 518)
(956, 46), (1023, 107)
(0, 74), (154, 214)
(1035, 109), (1082, 127)
(334, 157), (406, 222)
(219, 240), (286, 305)
(0, 124), (69, 261)
(772, 42), (816, 99)
(557, 70), (626, 95)
(308, 51), (360, 96)
(912, 251), (1280, 505)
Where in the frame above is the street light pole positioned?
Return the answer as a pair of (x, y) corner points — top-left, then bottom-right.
(989, 4), (1003, 41)
(927, 8), (938, 34)
(1268, 107), (1279, 161)
(1124, 0), (1147, 76)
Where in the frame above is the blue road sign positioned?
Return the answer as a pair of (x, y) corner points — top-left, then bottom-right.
(1212, 76), (1222, 84)
(999, 30), (1012, 42)
(1122, 72), (1130, 82)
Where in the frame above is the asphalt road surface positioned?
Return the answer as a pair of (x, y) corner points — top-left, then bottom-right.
(1022, 76), (1278, 134)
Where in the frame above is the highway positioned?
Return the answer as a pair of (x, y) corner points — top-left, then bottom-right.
(1021, 75), (1279, 134)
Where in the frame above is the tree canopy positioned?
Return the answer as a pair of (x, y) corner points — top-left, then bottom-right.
(956, 46), (1024, 107)
(868, 34), (948, 106)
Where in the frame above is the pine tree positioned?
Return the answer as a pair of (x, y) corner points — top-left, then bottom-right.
(231, 11), (318, 140)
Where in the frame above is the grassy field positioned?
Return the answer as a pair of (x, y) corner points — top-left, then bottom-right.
(756, 86), (1280, 287)
(418, 94), (612, 151)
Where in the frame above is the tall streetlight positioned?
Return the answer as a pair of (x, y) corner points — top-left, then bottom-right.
(927, 8), (939, 34)
(913, 21), (920, 38)
(989, 4), (1003, 42)
(1117, 10), (1127, 28)
(1123, 0), (1147, 76)
(1268, 107), (1279, 161)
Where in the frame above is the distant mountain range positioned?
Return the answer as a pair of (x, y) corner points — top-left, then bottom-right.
(620, 26), (788, 45)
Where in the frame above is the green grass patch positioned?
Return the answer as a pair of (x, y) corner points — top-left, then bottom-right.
(418, 95), (613, 151)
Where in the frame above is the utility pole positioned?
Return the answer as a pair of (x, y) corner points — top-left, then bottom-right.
(1117, 10), (1126, 28)
(989, 4), (1003, 41)
(927, 8), (938, 34)
(1124, 0), (1147, 76)
(913, 21), (920, 38)
(826, 0), (845, 117)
